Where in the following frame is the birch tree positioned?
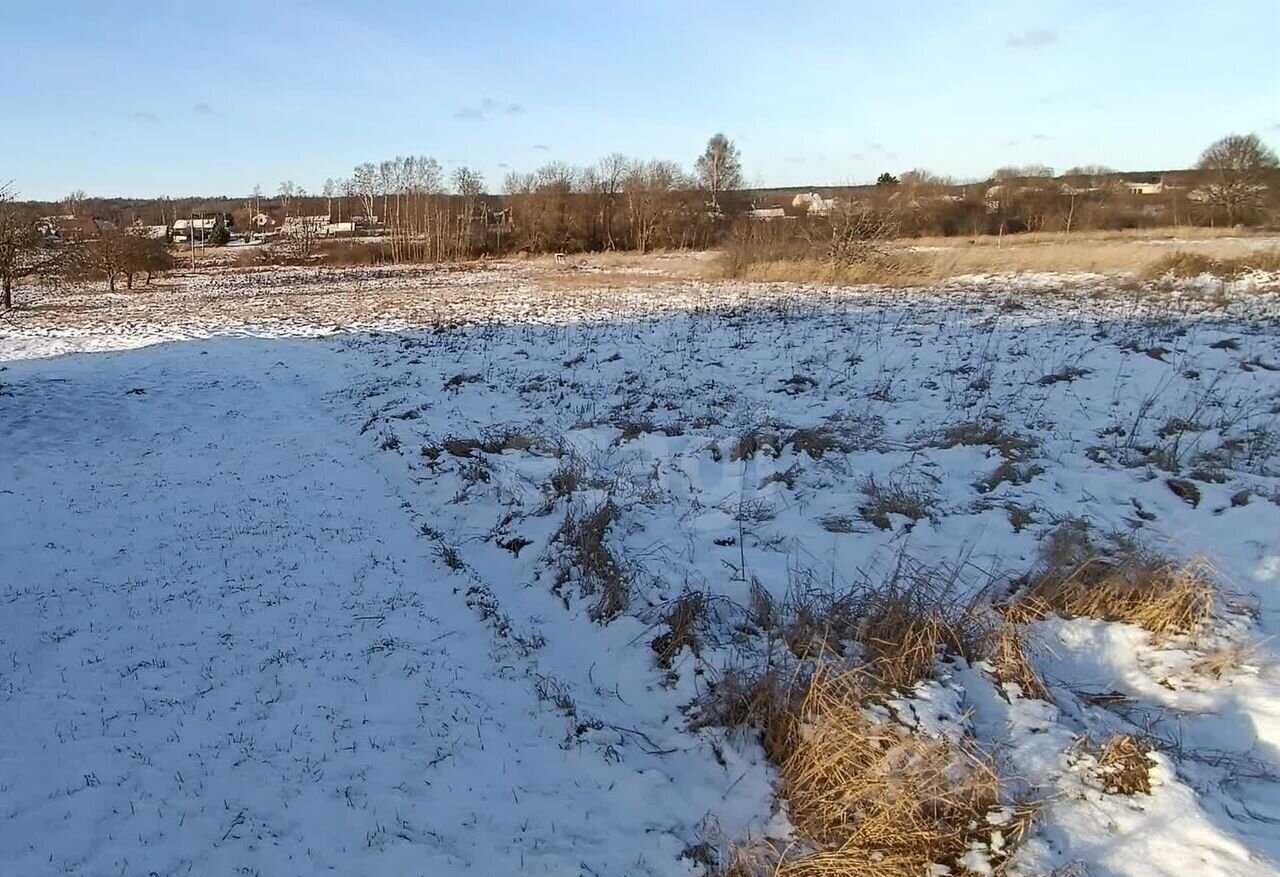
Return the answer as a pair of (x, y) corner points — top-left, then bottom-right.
(694, 133), (743, 212)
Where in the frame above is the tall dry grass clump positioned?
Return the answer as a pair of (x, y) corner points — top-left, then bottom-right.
(985, 623), (1050, 700)
(702, 562), (1047, 876)
(1096, 734), (1154, 796)
(1009, 523), (1215, 638)
(711, 664), (1029, 877)
(551, 500), (631, 621)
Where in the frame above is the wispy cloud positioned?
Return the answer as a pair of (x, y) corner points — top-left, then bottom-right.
(194, 102), (213, 115)
(124, 110), (161, 124)
(532, 144), (550, 151)
(1005, 28), (1056, 49)
(454, 96), (525, 122)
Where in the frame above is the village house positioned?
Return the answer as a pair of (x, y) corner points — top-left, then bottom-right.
(37, 215), (116, 242)
(172, 217), (220, 241)
(1122, 180), (1165, 196)
(792, 192), (837, 216)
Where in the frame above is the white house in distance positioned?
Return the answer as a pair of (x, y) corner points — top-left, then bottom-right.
(172, 217), (219, 241)
(280, 215), (356, 237)
(1122, 180), (1165, 196)
(792, 192), (836, 215)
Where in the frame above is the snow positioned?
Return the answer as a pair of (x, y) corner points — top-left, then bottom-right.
(2, 264), (1279, 875)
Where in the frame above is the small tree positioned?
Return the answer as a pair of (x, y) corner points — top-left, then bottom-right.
(122, 234), (173, 289)
(78, 229), (131, 292)
(695, 133), (743, 212)
(1196, 133), (1278, 226)
(208, 216), (231, 247)
(876, 172), (900, 187)
(1, 183), (61, 309)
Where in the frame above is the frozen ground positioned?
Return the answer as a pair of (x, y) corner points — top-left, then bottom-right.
(2, 265), (1279, 876)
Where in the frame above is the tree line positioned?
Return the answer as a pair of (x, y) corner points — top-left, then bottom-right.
(2, 132), (1276, 307)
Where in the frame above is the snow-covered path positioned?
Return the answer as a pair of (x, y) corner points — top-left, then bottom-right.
(0, 339), (764, 876)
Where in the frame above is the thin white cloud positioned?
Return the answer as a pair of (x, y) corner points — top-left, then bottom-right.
(454, 97), (524, 122)
(1005, 29), (1056, 49)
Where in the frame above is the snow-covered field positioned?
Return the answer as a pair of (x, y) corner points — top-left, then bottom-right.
(2, 265), (1279, 876)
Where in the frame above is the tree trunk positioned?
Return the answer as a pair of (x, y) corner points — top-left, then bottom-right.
(3, 275), (12, 310)
(127, 272), (134, 290)
(108, 274), (116, 292)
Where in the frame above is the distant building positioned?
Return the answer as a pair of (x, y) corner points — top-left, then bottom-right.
(1122, 180), (1165, 196)
(172, 217), (220, 241)
(281, 215), (329, 237)
(37, 216), (114, 241)
(792, 192), (836, 216)
(747, 206), (787, 220)
(250, 212), (276, 228)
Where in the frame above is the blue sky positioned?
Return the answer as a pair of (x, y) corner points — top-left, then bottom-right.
(6, 0), (1278, 199)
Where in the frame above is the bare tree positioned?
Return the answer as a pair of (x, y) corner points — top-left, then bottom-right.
(625, 159), (687, 253)
(278, 180), (296, 218)
(322, 178), (336, 221)
(694, 133), (743, 212)
(78, 228), (132, 292)
(1196, 133), (1279, 226)
(121, 232), (173, 289)
(353, 163), (378, 222)
(596, 153), (628, 249)
(452, 166), (485, 258)
(63, 189), (87, 217)
(1, 183), (61, 309)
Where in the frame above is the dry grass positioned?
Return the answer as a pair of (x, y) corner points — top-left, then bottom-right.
(731, 428), (784, 462)
(1096, 735), (1154, 795)
(652, 589), (709, 668)
(725, 228), (1280, 285)
(1142, 249), (1280, 280)
(986, 623), (1050, 701)
(1192, 641), (1262, 678)
(551, 501), (630, 621)
(751, 561), (985, 680)
(711, 664), (1031, 877)
(1008, 523), (1216, 638)
(858, 476), (937, 531)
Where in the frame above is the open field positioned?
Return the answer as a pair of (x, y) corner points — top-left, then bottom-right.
(3, 261), (1280, 876)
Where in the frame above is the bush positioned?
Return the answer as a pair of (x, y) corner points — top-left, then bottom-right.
(208, 221), (231, 247)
